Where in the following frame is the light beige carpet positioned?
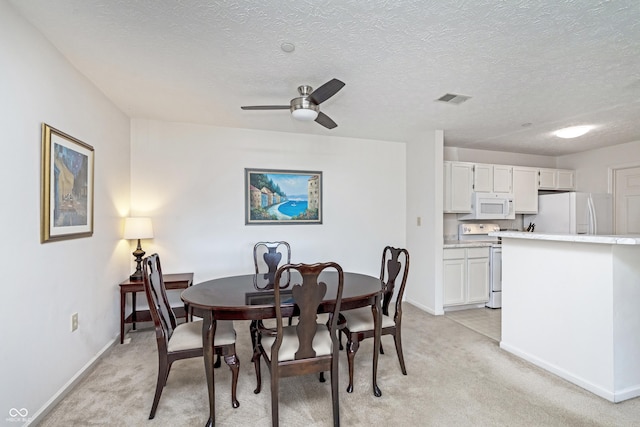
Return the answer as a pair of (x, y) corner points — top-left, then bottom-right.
(38, 304), (640, 426)
(446, 307), (502, 342)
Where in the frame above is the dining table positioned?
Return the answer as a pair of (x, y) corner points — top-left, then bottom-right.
(181, 270), (384, 427)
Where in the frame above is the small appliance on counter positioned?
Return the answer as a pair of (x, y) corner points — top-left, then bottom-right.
(458, 223), (502, 309)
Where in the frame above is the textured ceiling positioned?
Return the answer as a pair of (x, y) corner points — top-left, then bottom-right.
(9, 0), (640, 156)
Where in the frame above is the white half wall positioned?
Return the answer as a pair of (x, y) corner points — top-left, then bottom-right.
(130, 119), (407, 283)
(1, 1), (131, 423)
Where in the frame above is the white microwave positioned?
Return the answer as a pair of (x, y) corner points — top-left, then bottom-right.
(458, 192), (515, 220)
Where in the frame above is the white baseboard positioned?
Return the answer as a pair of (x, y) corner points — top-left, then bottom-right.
(25, 337), (118, 426)
(500, 341), (640, 403)
(405, 299), (441, 315)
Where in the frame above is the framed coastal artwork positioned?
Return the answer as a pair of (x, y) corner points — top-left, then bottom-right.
(245, 168), (323, 225)
(41, 123), (94, 243)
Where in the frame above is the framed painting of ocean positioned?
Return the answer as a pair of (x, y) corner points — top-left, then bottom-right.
(245, 168), (322, 225)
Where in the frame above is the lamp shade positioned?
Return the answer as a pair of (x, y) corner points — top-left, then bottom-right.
(123, 217), (154, 240)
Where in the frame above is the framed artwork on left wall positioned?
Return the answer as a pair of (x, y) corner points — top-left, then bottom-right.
(41, 123), (94, 243)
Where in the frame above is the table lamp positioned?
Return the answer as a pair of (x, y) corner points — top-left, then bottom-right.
(123, 217), (154, 281)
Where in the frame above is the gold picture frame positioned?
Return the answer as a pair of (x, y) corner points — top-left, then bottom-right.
(41, 123), (94, 243)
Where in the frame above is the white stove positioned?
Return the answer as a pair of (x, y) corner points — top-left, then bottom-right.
(458, 223), (502, 308)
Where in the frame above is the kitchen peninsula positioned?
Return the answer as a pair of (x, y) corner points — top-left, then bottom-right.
(491, 231), (640, 403)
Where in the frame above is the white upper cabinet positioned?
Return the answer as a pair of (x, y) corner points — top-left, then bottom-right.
(557, 170), (575, 189)
(473, 164), (513, 193)
(539, 168), (575, 190)
(512, 166), (539, 213)
(444, 161), (473, 213)
(473, 163), (493, 192)
(444, 161), (575, 215)
(493, 165), (513, 193)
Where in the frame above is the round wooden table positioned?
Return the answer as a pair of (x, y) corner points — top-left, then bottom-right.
(182, 271), (383, 427)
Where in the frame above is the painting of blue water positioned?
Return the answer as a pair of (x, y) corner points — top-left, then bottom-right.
(278, 200), (308, 217)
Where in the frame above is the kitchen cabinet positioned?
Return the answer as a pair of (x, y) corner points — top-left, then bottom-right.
(444, 161), (473, 213)
(512, 166), (539, 213)
(473, 164), (513, 193)
(443, 247), (490, 307)
(493, 165), (513, 193)
(538, 168), (575, 190)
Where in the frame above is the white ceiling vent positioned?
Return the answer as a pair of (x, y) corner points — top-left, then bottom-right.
(436, 93), (472, 105)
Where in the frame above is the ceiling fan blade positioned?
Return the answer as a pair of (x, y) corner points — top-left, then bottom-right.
(308, 79), (345, 105)
(315, 111), (338, 129)
(241, 105), (290, 110)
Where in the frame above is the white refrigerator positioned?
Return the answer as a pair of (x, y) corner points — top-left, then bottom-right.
(524, 192), (613, 235)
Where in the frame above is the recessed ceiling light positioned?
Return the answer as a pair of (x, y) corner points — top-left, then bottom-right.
(281, 42), (295, 53)
(554, 125), (594, 139)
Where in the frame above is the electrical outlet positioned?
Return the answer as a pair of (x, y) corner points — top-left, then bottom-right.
(71, 313), (78, 332)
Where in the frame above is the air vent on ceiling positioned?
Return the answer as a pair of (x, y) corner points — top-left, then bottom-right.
(436, 93), (472, 105)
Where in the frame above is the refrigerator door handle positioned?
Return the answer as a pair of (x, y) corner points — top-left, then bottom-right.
(587, 195), (597, 234)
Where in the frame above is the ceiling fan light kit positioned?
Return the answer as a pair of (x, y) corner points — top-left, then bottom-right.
(554, 125), (594, 139)
(291, 107), (318, 121)
(241, 78), (345, 129)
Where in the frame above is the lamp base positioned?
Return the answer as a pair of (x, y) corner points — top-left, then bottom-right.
(130, 239), (146, 282)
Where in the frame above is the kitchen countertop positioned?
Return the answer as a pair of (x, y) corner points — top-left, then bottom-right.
(490, 231), (640, 245)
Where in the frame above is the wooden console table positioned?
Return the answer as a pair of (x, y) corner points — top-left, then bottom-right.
(119, 272), (194, 344)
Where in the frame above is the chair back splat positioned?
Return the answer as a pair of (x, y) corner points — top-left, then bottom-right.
(253, 241), (291, 288)
(253, 262), (344, 427)
(380, 246), (410, 320)
(146, 255), (177, 343)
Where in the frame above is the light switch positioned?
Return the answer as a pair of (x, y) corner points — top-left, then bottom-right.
(417, 217), (422, 226)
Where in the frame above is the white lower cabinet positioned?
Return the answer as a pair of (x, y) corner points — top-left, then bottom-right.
(443, 247), (490, 307)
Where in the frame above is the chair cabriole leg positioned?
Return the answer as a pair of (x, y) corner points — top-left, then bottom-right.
(346, 336), (358, 393)
(224, 353), (241, 407)
(393, 329), (407, 375)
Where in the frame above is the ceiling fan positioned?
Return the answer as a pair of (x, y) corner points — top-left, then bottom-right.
(241, 78), (345, 129)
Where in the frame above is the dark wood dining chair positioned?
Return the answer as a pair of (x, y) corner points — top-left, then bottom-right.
(251, 241), (293, 346)
(252, 262), (344, 427)
(340, 246), (410, 393)
(141, 253), (240, 419)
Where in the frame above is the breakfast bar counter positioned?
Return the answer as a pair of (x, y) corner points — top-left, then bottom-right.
(490, 231), (640, 402)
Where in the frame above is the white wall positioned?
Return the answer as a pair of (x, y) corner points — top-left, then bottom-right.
(129, 119), (407, 284)
(557, 139), (640, 193)
(0, 1), (131, 422)
(444, 146), (556, 167)
(405, 131), (444, 315)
